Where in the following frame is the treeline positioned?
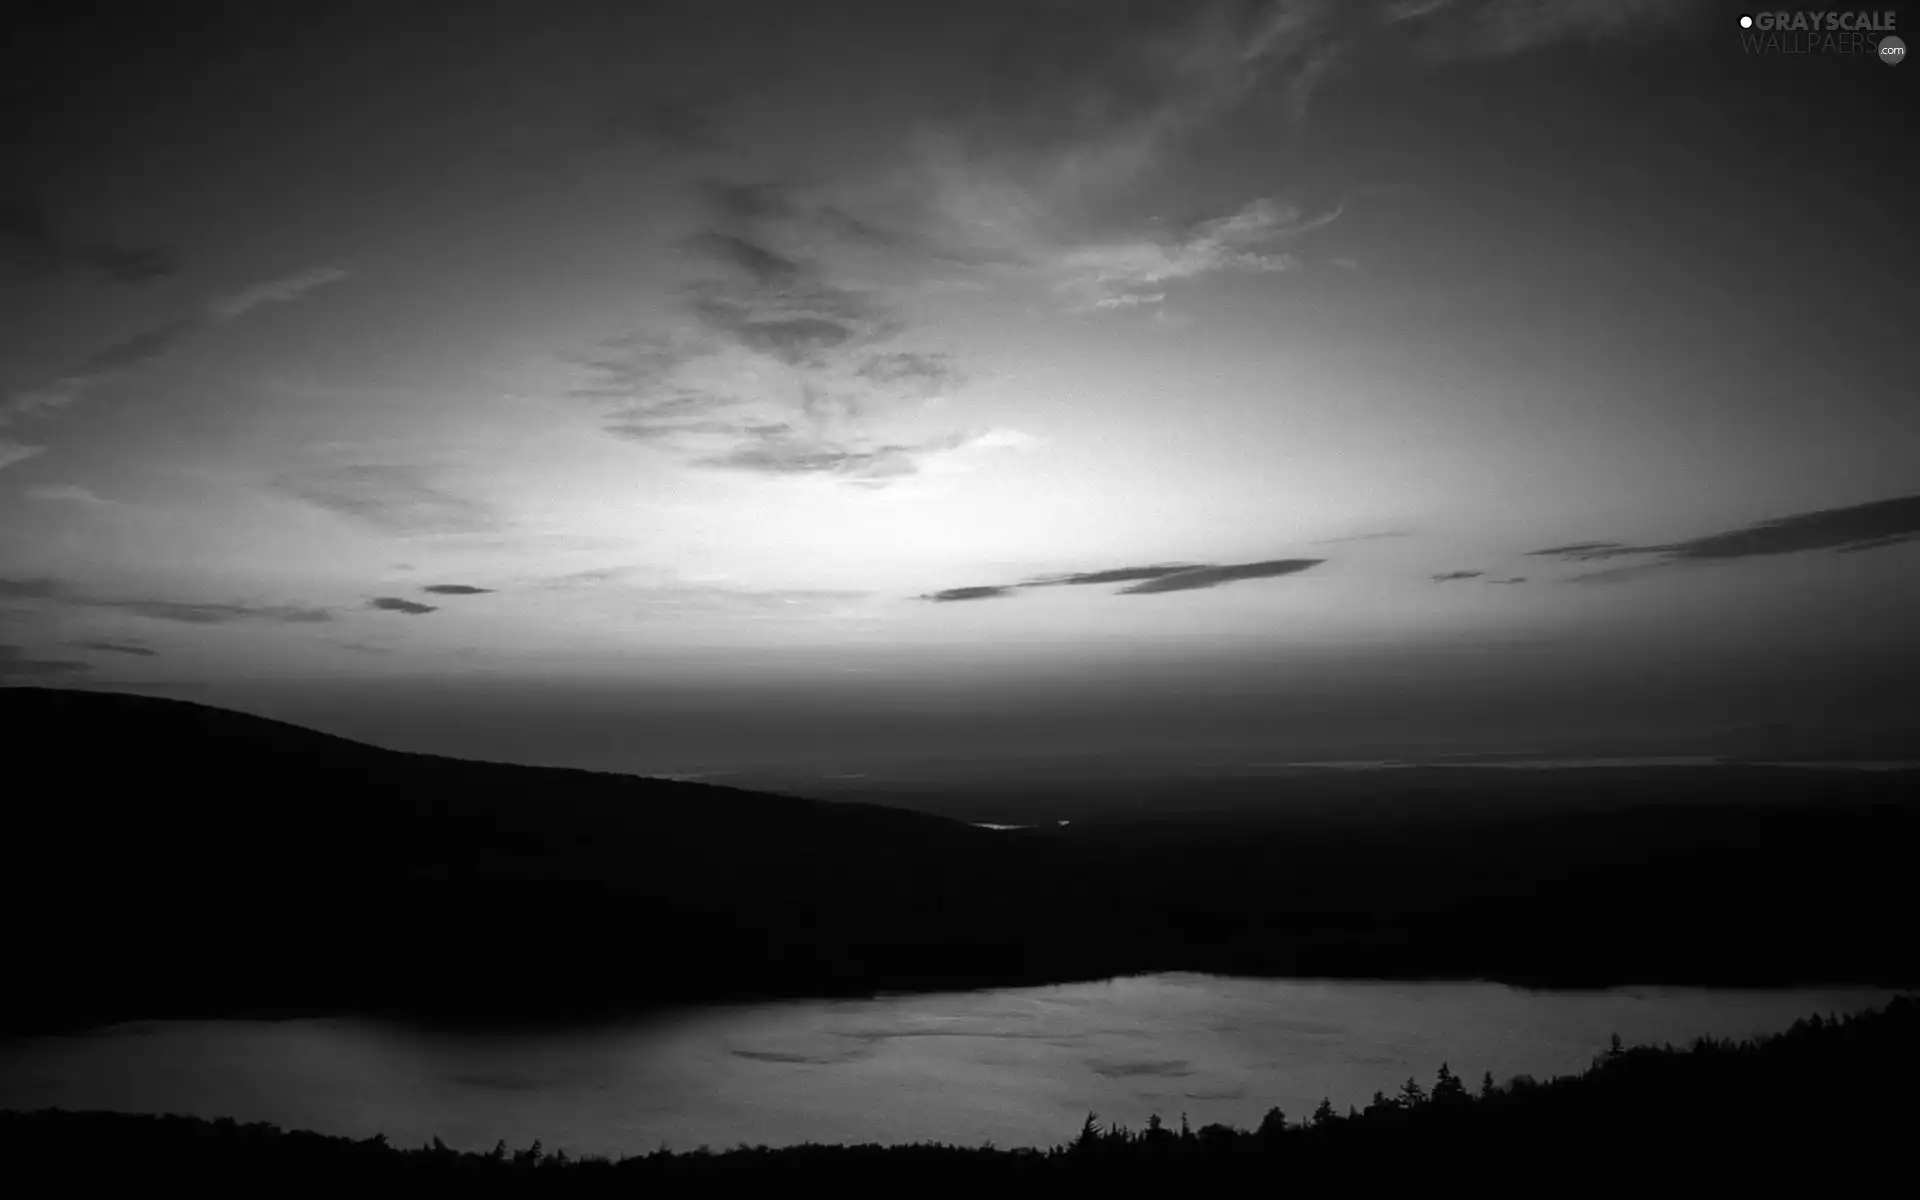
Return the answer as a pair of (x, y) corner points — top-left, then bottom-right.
(4, 998), (1915, 1193)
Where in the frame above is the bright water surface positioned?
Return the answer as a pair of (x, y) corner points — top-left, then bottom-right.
(0, 975), (1898, 1155)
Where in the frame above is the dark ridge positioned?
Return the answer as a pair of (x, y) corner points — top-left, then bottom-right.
(4, 686), (1917, 1034)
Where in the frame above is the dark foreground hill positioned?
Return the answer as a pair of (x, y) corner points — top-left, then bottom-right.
(4, 997), (1915, 1194)
(1, 686), (1091, 1032)
(4, 686), (1917, 1032)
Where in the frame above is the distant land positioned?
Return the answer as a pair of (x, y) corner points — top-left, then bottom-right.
(5, 686), (1917, 1035)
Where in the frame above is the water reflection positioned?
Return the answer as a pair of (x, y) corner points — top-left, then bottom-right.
(0, 975), (1898, 1155)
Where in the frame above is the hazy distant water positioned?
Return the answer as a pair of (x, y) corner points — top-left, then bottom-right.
(1251, 758), (1920, 772)
(0, 976), (1898, 1155)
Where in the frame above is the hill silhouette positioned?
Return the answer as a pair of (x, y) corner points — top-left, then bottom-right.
(2, 686), (1086, 1032)
(5, 686), (1917, 1033)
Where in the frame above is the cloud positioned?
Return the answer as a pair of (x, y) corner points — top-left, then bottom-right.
(0, 441), (46, 472)
(102, 600), (333, 625)
(1526, 540), (1629, 561)
(856, 351), (964, 394)
(566, 333), (719, 402)
(68, 640), (158, 656)
(370, 596), (438, 615)
(920, 585), (1018, 603)
(334, 640), (396, 655)
(1055, 196), (1333, 312)
(962, 427), (1044, 451)
(695, 425), (967, 482)
(613, 581), (869, 616)
(925, 556), (1326, 601)
(1431, 569), (1484, 582)
(1118, 557), (1326, 594)
(685, 231), (805, 289)
(1022, 564), (1201, 588)
(1528, 494), (1920, 573)
(682, 276), (902, 369)
(562, 179), (1016, 489)
(206, 267), (351, 322)
(421, 584), (494, 595)
(0, 575), (331, 623)
(0, 192), (175, 284)
(0, 576), (66, 600)
(1316, 529), (1411, 544)
(22, 483), (117, 507)
(0, 644), (94, 677)
(271, 463), (502, 536)
(1388, 0), (1705, 62)
(1489, 576), (1528, 585)
(1, 318), (200, 423)
(1, 267), (346, 434)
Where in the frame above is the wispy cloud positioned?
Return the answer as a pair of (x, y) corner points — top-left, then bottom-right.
(1431, 569), (1484, 582)
(1118, 558), (1325, 594)
(0, 644), (94, 678)
(101, 599), (333, 625)
(1527, 540), (1629, 561)
(22, 483), (119, 507)
(0, 192), (175, 284)
(0, 576), (66, 600)
(1056, 197), (1336, 312)
(923, 556), (1326, 601)
(1316, 529), (1412, 545)
(1489, 576), (1528, 585)
(421, 584), (494, 595)
(333, 640), (396, 655)
(1, 267), (348, 436)
(1388, 0), (1706, 62)
(920, 585), (1019, 603)
(613, 582), (869, 616)
(0, 441), (46, 473)
(205, 267), (351, 322)
(68, 640), (159, 657)
(271, 463), (502, 536)
(856, 351), (964, 395)
(558, 184), (1029, 488)
(680, 230), (902, 368)
(1528, 494), (1920, 576)
(1021, 564), (1201, 588)
(0, 574), (331, 623)
(1, 318), (199, 423)
(370, 596), (438, 615)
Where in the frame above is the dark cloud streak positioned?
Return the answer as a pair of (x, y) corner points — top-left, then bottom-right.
(1118, 558), (1325, 594)
(370, 597), (438, 615)
(925, 557), (1327, 601)
(68, 640), (158, 656)
(1528, 495), (1920, 573)
(920, 585), (1018, 603)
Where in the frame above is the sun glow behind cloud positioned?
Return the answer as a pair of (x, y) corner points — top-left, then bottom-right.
(2, 0), (1916, 762)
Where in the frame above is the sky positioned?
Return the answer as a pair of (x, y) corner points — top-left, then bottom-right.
(3, 0), (1916, 773)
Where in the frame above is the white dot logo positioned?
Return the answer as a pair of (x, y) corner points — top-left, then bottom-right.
(1881, 36), (1906, 65)
(1740, 15), (1753, 28)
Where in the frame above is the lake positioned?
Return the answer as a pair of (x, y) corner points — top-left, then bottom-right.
(0, 975), (1899, 1155)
